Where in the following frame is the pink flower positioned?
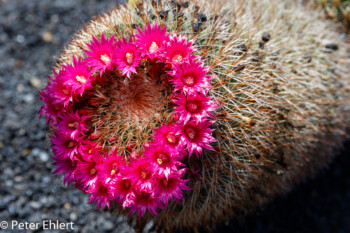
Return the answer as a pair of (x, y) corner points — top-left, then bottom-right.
(39, 87), (65, 125)
(171, 59), (212, 94)
(47, 73), (74, 107)
(130, 186), (162, 217)
(126, 159), (156, 189)
(87, 181), (115, 209)
(164, 34), (195, 65)
(79, 140), (102, 157)
(52, 153), (77, 185)
(177, 120), (216, 156)
(155, 169), (190, 204)
(56, 111), (88, 140)
(84, 34), (118, 75)
(143, 144), (182, 178)
(50, 132), (81, 160)
(110, 177), (134, 202)
(135, 23), (169, 59)
(152, 123), (181, 150)
(96, 152), (124, 183)
(115, 38), (141, 78)
(60, 56), (94, 96)
(174, 92), (218, 124)
(75, 154), (102, 189)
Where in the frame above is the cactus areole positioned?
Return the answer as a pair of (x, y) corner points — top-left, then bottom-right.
(40, 0), (350, 231)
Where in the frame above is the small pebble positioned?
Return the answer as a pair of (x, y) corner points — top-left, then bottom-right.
(30, 77), (42, 88)
(16, 34), (25, 44)
(23, 93), (34, 104)
(17, 84), (25, 93)
(39, 151), (49, 162)
(262, 32), (271, 42)
(42, 32), (53, 42)
(29, 201), (41, 210)
(64, 203), (71, 209)
(70, 212), (78, 221)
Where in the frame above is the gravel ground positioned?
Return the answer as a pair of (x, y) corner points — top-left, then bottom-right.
(0, 0), (349, 232)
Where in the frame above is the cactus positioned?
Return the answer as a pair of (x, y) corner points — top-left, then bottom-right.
(40, 0), (350, 232)
(313, 0), (350, 32)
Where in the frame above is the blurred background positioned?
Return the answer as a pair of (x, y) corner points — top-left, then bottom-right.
(0, 0), (349, 232)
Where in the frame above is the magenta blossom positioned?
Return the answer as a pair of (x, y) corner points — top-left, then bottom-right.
(135, 23), (169, 59)
(74, 154), (102, 189)
(126, 158), (156, 189)
(87, 181), (115, 209)
(110, 177), (134, 202)
(115, 38), (141, 78)
(52, 154), (77, 186)
(60, 56), (94, 96)
(143, 144), (182, 179)
(84, 34), (118, 75)
(47, 73), (74, 107)
(56, 111), (88, 140)
(171, 59), (212, 94)
(174, 92), (218, 124)
(130, 186), (163, 217)
(39, 87), (65, 125)
(152, 123), (183, 151)
(155, 169), (190, 204)
(177, 120), (216, 156)
(96, 152), (124, 184)
(50, 132), (81, 160)
(164, 34), (195, 65)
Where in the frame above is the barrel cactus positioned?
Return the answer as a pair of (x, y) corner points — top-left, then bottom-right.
(39, 0), (350, 231)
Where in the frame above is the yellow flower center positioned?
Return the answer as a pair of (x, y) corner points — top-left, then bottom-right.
(172, 54), (183, 63)
(184, 76), (195, 86)
(90, 168), (96, 175)
(157, 158), (163, 165)
(166, 133), (178, 145)
(141, 171), (147, 179)
(68, 121), (78, 128)
(126, 52), (133, 64)
(186, 101), (199, 113)
(75, 75), (87, 84)
(110, 169), (116, 176)
(100, 54), (111, 64)
(149, 41), (159, 53)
